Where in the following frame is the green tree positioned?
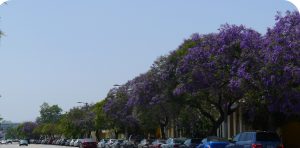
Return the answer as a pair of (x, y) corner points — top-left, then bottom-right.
(36, 102), (62, 124)
(5, 127), (19, 139)
(93, 100), (112, 139)
(58, 105), (95, 138)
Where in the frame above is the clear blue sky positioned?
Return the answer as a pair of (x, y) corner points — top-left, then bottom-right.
(0, 0), (296, 122)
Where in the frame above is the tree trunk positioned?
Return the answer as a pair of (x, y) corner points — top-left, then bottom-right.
(209, 116), (224, 136)
(95, 130), (100, 141)
(160, 123), (166, 139)
(223, 109), (228, 138)
(114, 130), (119, 139)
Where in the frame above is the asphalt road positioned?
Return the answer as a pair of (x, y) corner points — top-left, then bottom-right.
(0, 143), (75, 148)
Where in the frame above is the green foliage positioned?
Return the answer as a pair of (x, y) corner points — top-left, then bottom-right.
(37, 102), (62, 124)
(93, 100), (110, 130)
(5, 127), (19, 139)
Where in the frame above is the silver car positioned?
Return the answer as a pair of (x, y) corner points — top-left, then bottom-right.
(98, 139), (108, 148)
(74, 139), (83, 147)
(105, 139), (117, 148)
(19, 140), (28, 146)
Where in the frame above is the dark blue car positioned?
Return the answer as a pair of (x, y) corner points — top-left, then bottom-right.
(196, 136), (230, 148)
(225, 131), (284, 148)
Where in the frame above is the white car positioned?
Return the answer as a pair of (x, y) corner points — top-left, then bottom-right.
(74, 139), (83, 147)
(161, 138), (173, 148)
(137, 139), (147, 148)
(161, 138), (186, 148)
(69, 139), (76, 146)
(19, 139), (28, 146)
(1, 140), (7, 144)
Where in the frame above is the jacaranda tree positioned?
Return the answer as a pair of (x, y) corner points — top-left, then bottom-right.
(175, 24), (262, 135)
(102, 11), (299, 138)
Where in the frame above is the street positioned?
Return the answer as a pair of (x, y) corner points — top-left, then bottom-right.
(0, 143), (73, 148)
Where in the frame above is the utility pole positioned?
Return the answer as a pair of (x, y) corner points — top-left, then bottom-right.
(77, 101), (89, 138)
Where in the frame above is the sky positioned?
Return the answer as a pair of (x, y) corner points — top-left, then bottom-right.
(0, 0), (297, 122)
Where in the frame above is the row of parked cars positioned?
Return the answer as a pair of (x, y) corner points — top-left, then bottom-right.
(0, 139), (29, 146)
(29, 131), (284, 148)
(30, 138), (95, 147)
(98, 131), (284, 148)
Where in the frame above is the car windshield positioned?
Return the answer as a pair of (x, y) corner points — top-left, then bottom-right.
(256, 132), (280, 141)
(166, 138), (173, 144)
(207, 136), (228, 142)
(140, 139), (146, 144)
(174, 139), (186, 144)
(83, 139), (95, 142)
(191, 139), (202, 144)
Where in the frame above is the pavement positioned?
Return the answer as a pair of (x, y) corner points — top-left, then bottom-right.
(0, 143), (75, 148)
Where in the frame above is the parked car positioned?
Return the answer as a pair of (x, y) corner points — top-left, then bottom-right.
(111, 139), (124, 148)
(161, 138), (186, 148)
(6, 139), (13, 144)
(120, 140), (135, 148)
(79, 138), (97, 148)
(98, 139), (108, 148)
(65, 139), (71, 145)
(226, 131), (284, 148)
(161, 138), (174, 148)
(149, 139), (166, 148)
(70, 139), (76, 146)
(196, 136), (230, 148)
(179, 138), (202, 148)
(60, 139), (67, 145)
(138, 139), (148, 148)
(74, 139), (83, 147)
(105, 139), (117, 148)
(1, 140), (7, 144)
(19, 139), (29, 146)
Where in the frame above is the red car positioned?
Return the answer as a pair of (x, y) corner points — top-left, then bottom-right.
(79, 138), (97, 148)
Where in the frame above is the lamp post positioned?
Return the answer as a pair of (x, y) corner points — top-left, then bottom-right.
(77, 102), (88, 110)
(77, 101), (89, 138)
(112, 84), (133, 139)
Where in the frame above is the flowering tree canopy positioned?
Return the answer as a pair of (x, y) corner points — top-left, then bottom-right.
(103, 11), (300, 137)
(260, 11), (300, 116)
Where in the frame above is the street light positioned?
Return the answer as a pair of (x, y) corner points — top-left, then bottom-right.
(113, 84), (121, 87)
(77, 101), (88, 108)
(77, 101), (89, 138)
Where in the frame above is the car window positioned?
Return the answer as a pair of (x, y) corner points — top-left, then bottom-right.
(191, 139), (201, 144)
(233, 133), (240, 141)
(201, 138), (207, 143)
(166, 138), (173, 144)
(174, 139), (185, 144)
(207, 136), (228, 142)
(256, 132), (280, 141)
(239, 133), (252, 141)
(159, 140), (166, 144)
